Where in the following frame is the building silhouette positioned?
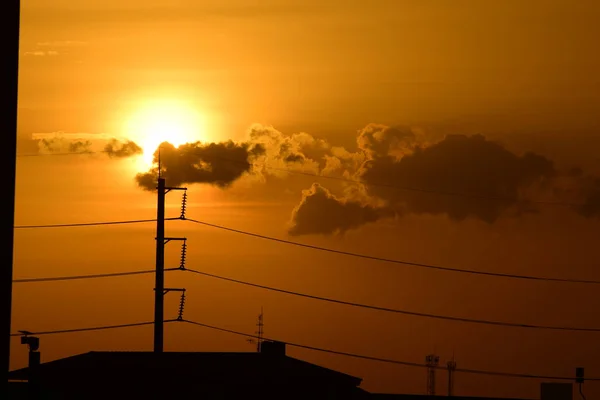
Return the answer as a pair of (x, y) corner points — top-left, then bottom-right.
(8, 340), (368, 400)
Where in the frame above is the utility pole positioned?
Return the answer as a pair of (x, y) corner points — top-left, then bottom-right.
(153, 162), (186, 353)
(4, 0), (21, 379)
(154, 176), (166, 353)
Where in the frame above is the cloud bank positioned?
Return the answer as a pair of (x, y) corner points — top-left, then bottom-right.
(131, 123), (600, 235)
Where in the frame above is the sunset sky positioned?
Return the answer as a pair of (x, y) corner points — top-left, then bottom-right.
(12, 0), (600, 398)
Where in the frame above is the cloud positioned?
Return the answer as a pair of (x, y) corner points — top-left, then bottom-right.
(358, 133), (556, 223)
(39, 137), (92, 154)
(36, 41), (87, 47)
(356, 123), (418, 160)
(23, 51), (59, 57)
(288, 183), (394, 236)
(104, 139), (142, 158)
(124, 122), (599, 234)
(30, 133), (142, 160)
(134, 141), (265, 191)
(552, 173), (600, 218)
(284, 125), (588, 235)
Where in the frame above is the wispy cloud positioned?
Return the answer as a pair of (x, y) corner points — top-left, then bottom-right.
(36, 41), (87, 47)
(32, 132), (122, 141)
(23, 51), (59, 57)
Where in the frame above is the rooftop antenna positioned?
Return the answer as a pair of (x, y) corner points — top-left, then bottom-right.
(447, 351), (457, 397)
(256, 307), (264, 353)
(247, 307), (264, 352)
(426, 353), (440, 396)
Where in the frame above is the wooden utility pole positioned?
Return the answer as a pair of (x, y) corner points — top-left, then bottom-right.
(4, 0), (20, 379)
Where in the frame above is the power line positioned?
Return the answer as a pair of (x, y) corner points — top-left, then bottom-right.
(181, 319), (600, 381)
(10, 320), (177, 337)
(12, 268), (179, 283)
(11, 266), (599, 331)
(185, 268), (600, 332)
(183, 218), (600, 285)
(14, 217), (182, 229)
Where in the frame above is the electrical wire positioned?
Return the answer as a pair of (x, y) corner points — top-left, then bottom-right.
(14, 217), (182, 229)
(12, 268), (179, 283)
(183, 218), (600, 285)
(12, 266), (599, 331)
(184, 268), (600, 332)
(10, 320), (177, 337)
(181, 319), (600, 381)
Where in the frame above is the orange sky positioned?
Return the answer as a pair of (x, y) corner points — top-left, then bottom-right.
(12, 0), (600, 398)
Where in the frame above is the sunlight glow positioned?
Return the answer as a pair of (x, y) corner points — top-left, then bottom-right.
(124, 99), (205, 170)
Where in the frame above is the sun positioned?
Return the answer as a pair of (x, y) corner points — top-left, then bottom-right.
(123, 99), (205, 170)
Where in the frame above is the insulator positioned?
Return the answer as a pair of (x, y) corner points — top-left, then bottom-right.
(179, 241), (187, 269)
(177, 292), (186, 320)
(180, 191), (188, 219)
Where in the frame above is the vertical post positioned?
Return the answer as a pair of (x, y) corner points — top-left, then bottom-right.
(447, 359), (457, 397)
(4, 0), (21, 379)
(154, 177), (166, 353)
(28, 349), (40, 398)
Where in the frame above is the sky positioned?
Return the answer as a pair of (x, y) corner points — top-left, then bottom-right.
(12, 0), (600, 398)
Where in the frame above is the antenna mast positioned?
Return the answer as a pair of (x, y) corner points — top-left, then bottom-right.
(256, 307), (264, 352)
(426, 354), (439, 396)
(447, 355), (457, 396)
(247, 307), (265, 352)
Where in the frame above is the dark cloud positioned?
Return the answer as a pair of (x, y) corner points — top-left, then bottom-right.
(68, 140), (92, 153)
(287, 128), (571, 235)
(135, 141), (263, 191)
(288, 183), (394, 236)
(104, 139), (142, 158)
(284, 153), (305, 163)
(124, 122), (599, 235)
(578, 178), (600, 217)
(553, 174), (600, 218)
(40, 137), (92, 154)
(359, 134), (556, 223)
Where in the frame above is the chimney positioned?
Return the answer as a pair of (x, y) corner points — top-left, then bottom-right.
(260, 341), (286, 357)
(21, 335), (41, 398)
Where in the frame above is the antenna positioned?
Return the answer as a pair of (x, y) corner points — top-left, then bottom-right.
(447, 353), (457, 397)
(426, 353), (439, 396)
(247, 307), (264, 352)
(256, 307), (264, 353)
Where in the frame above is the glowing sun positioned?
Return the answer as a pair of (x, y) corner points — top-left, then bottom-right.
(124, 99), (205, 170)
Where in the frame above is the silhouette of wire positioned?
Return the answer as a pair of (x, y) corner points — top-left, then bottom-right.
(183, 218), (600, 285)
(181, 319), (600, 381)
(14, 217), (182, 229)
(10, 320), (177, 337)
(184, 268), (600, 332)
(13, 268), (179, 283)
(17, 149), (583, 208)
